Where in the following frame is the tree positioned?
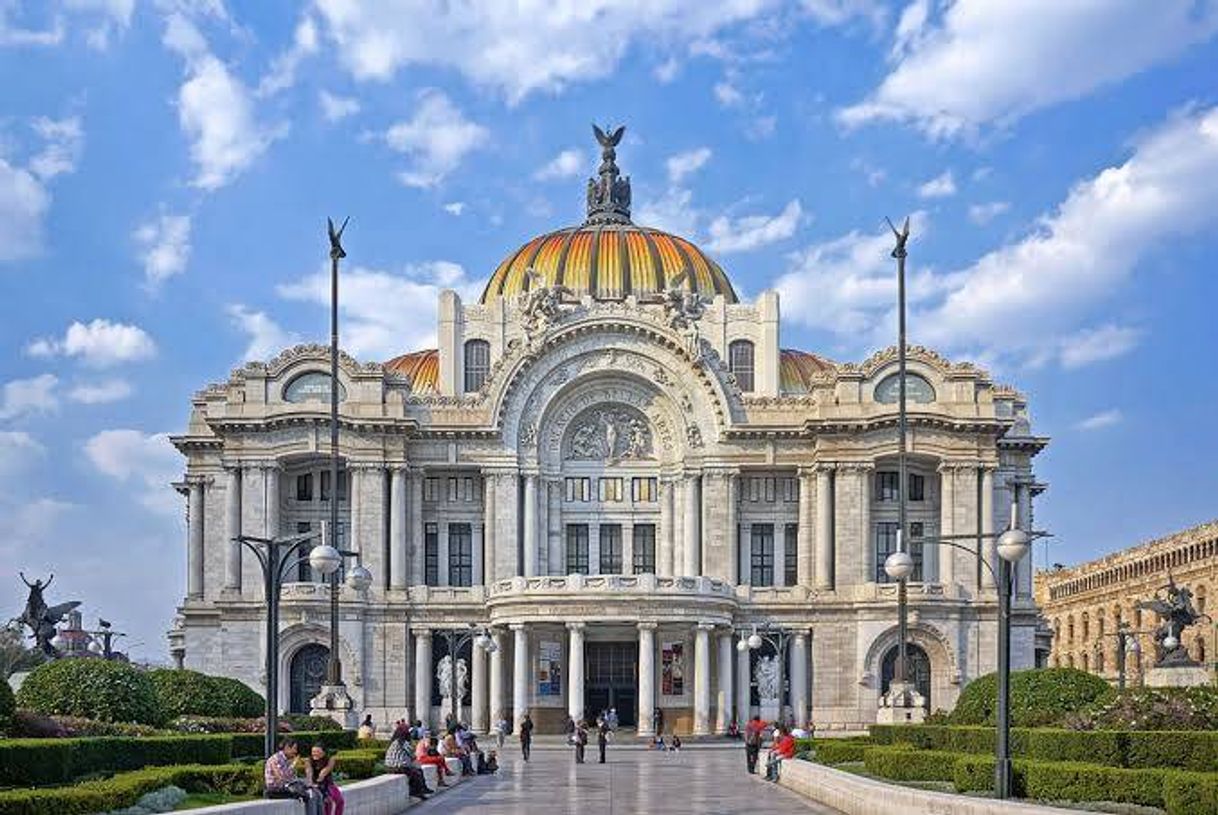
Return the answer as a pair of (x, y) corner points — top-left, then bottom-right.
(0, 626), (48, 679)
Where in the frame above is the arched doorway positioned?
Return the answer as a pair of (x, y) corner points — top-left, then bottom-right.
(880, 643), (931, 709)
(289, 644), (329, 714)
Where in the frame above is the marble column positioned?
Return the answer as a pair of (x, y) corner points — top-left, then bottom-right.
(734, 632), (750, 727)
(410, 471), (424, 585)
(483, 473), (496, 584)
(1016, 479), (1034, 598)
(683, 475), (701, 576)
(726, 474), (739, 584)
(693, 623), (712, 735)
(187, 479), (204, 599)
(797, 469), (814, 586)
(265, 466), (281, 540)
(523, 474), (538, 577)
(546, 479), (563, 575)
(715, 630), (733, 734)
(790, 632), (809, 728)
(512, 624), (529, 728)
(860, 468), (874, 584)
(937, 465), (956, 585)
(980, 467), (996, 589)
(815, 466), (834, 590)
(567, 622), (585, 724)
(489, 630), (505, 723)
(414, 629), (433, 729)
(471, 636), (488, 733)
(348, 466), (363, 555)
(390, 467), (407, 591)
(637, 623), (656, 736)
(658, 480), (674, 577)
(472, 523), (485, 586)
(223, 467), (241, 593)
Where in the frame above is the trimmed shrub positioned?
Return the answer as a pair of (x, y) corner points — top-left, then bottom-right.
(1085, 685), (1218, 732)
(1023, 728), (1124, 767)
(951, 668), (1110, 728)
(0, 678), (14, 736)
(148, 669), (227, 719)
(1022, 761), (1168, 809)
(0, 763), (259, 815)
(0, 734), (233, 787)
(812, 738), (870, 765)
(1163, 771), (1218, 815)
(16, 661), (163, 727)
(211, 677), (265, 719)
(863, 745), (957, 782)
(282, 713), (343, 732)
(952, 754), (1000, 794)
(1125, 730), (1218, 773)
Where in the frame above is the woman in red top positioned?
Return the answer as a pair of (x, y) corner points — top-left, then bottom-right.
(773, 727), (797, 760)
(415, 736), (453, 786)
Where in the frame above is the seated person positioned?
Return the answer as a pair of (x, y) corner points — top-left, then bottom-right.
(415, 735), (453, 785)
(651, 734), (665, 751)
(442, 732), (474, 775)
(384, 723), (432, 800)
(305, 743), (344, 815)
(766, 725), (797, 781)
(264, 738), (323, 815)
(669, 734), (682, 752)
(726, 719), (741, 739)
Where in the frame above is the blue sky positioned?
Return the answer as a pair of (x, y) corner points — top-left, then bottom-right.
(2, 0), (1217, 659)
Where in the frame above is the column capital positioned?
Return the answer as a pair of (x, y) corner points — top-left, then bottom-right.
(249, 460), (283, 473)
(185, 474), (210, 487)
(566, 621), (586, 632)
(347, 461), (383, 472)
(413, 628), (432, 640)
(797, 465), (818, 477)
(509, 622), (527, 632)
(696, 621), (716, 632)
(812, 462), (837, 474)
(835, 461), (875, 474)
(636, 621), (658, 632)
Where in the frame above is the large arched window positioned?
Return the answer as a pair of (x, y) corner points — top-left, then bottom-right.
(289, 644), (329, 714)
(463, 339), (490, 393)
(729, 340), (755, 393)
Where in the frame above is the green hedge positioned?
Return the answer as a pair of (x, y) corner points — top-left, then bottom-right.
(811, 738), (871, 765)
(951, 668), (1110, 727)
(149, 669), (265, 720)
(16, 661), (163, 726)
(212, 677), (265, 718)
(1163, 772), (1218, 815)
(0, 763), (260, 815)
(863, 745), (958, 782)
(0, 679), (14, 736)
(870, 724), (1218, 772)
(0, 730), (356, 787)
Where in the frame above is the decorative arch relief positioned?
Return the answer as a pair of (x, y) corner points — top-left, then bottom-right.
(565, 404), (654, 461)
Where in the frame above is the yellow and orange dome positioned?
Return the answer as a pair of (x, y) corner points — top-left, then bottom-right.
(385, 349), (438, 393)
(480, 224), (737, 305)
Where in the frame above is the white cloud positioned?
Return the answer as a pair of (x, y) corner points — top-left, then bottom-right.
(851, 158), (886, 187)
(28, 116), (83, 180)
(84, 429), (181, 515)
(257, 13), (318, 97)
(276, 261), (480, 358)
(714, 80), (745, 108)
(134, 213), (192, 288)
(839, 0), (1218, 138)
(0, 114), (84, 262)
(64, 0), (135, 49)
(654, 57), (680, 83)
(967, 200), (1009, 225)
(1058, 324), (1141, 369)
(226, 304), (300, 363)
(0, 6), (64, 46)
(745, 114), (777, 140)
(27, 319), (156, 367)
(67, 378), (133, 404)
(916, 105), (1218, 364)
(0, 431), (45, 478)
(917, 170), (956, 199)
(1076, 409), (1123, 431)
(318, 90), (360, 122)
(635, 186), (698, 238)
(534, 149), (585, 181)
(383, 89), (488, 188)
(442, 202), (465, 216)
(164, 12), (286, 190)
(0, 374), (59, 421)
(666, 147), (712, 184)
(706, 199), (802, 253)
(313, 0), (787, 104)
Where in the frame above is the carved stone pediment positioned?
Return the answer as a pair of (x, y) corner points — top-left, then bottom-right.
(564, 404), (654, 461)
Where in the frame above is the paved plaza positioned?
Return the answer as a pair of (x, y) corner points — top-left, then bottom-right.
(414, 743), (842, 815)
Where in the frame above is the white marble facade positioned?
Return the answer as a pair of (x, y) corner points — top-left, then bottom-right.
(169, 144), (1044, 734)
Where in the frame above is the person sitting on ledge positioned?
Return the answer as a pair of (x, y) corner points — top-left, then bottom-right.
(305, 743), (344, 815)
(668, 733), (682, 752)
(384, 723), (432, 800)
(765, 725), (796, 782)
(357, 714), (376, 740)
(726, 718), (741, 739)
(264, 738), (323, 815)
(416, 735), (453, 785)
(479, 748), (499, 774)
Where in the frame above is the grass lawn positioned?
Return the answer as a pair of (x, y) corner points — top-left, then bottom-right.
(174, 792), (261, 810)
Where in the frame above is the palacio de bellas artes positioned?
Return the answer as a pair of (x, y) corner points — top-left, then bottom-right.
(168, 131), (1045, 737)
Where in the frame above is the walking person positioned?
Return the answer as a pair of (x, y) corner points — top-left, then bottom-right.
(495, 714), (508, 750)
(652, 707), (664, 737)
(744, 714), (767, 774)
(519, 712), (535, 762)
(573, 720), (588, 763)
(597, 717), (610, 763)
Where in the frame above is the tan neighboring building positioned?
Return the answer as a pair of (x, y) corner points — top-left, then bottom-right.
(1035, 521), (1218, 684)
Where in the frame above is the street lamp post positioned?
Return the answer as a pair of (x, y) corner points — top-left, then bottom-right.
(435, 625), (498, 729)
(889, 489), (1044, 800)
(737, 622), (791, 725)
(233, 529), (371, 757)
(325, 216), (349, 691)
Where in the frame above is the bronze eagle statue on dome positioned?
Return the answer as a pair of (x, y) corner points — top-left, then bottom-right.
(593, 124), (625, 149)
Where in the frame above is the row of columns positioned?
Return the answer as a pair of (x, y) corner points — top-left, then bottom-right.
(408, 622), (811, 736)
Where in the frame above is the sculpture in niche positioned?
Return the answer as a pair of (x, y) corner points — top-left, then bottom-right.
(436, 654), (469, 704)
(755, 655), (780, 700)
(686, 423), (703, 448)
(566, 406), (653, 461)
(520, 268), (573, 345)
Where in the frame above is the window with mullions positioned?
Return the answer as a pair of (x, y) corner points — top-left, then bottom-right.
(565, 477), (591, 502)
(424, 523), (439, 586)
(566, 524), (589, 574)
(599, 524), (623, 574)
(875, 521), (924, 582)
(319, 471), (347, 502)
(876, 472), (899, 501)
(781, 477), (798, 502)
(448, 523), (472, 587)
(598, 477), (623, 502)
(784, 524), (798, 585)
(729, 339), (755, 393)
(750, 524), (775, 586)
(631, 477), (657, 503)
(632, 524), (656, 574)
(424, 478), (440, 502)
(296, 474), (313, 501)
(463, 339), (490, 393)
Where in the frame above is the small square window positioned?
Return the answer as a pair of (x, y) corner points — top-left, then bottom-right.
(296, 473), (313, 502)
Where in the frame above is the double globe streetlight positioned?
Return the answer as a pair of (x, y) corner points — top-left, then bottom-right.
(434, 625), (499, 729)
(736, 622), (792, 725)
(234, 528), (371, 758)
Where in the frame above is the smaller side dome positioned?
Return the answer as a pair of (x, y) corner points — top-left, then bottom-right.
(385, 349), (438, 393)
(780, 349), (835, 394)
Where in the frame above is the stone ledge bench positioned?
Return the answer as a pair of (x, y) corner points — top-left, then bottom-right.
(186, 769), (476, 815)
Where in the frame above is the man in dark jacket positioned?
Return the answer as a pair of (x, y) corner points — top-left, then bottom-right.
(519, 712), (535, 761)
(597, 718), (611, 763)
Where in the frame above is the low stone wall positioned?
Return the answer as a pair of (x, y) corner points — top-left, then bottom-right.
(188, 768), (472, 815)
(777, 759), (1078, 815)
